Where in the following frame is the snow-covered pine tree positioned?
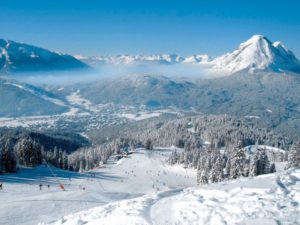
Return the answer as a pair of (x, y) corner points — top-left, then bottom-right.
(229, 141), (247, 179)
(197, 169), (208, 184)
(249, 151), (259, 177)
(285, 141), (300, 169)
(62, 150), (68, 170)
(250, 147), (273, 176)
(169, 150), (179, 165)
(209, 152), (224, 183)
(1, 138), (17, 173)
(224, 156), (231, 178)
(145, 139), (153, 150)
(257, 147), (270, 175)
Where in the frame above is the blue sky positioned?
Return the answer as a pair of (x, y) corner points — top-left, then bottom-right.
(0, 0), (299, 57)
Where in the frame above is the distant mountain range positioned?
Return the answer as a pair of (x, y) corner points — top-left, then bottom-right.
(76, 35), (300, 75)
(75, 54), (211, 66)
(0, 39), (89, 74)
(1, 35), (299, 76)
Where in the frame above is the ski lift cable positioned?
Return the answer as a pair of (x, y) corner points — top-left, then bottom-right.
(43, 159), (57, 180)
(42, 158), (65, 191)
(95, 175), (105, 191)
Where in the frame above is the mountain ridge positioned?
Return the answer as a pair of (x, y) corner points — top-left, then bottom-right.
(210, 35), (300, 74)
(0, 77), (68, 116)
(0, 38), (90, 74)
(75, 35), (300, 75)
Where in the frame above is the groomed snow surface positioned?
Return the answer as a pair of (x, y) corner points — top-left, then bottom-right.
(1, 148), (300, 225)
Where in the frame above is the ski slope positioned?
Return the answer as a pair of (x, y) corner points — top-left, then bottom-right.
(1, 147), (300, 225)
(44, 168), (300, 225)
(0, 148), (196, 225)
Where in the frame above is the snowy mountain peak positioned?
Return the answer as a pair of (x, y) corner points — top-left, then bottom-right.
(273, 41), (288, 50)
(244, 34), (269, 44)
(77, 54), (187, 66)
(210, 35), (300, 74)
(0, 38), (89, 74)
(182, 54), (211, 64)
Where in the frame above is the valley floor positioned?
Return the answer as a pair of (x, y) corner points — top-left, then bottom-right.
(1, 148), (300, 225)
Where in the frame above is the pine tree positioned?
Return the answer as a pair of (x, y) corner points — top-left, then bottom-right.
(229, 141), (246, 179)
(209, 153), (223, 183)
(197, 170), (208, 184)
(62, 150), (68, 170)
(224, 157), (231, 178)
(145, 139), (153, 150)
(257, 147), (270, 175)
(250, 147), (272, 176)
(249, 152), (258, 176)
(286, 142), (300, 169)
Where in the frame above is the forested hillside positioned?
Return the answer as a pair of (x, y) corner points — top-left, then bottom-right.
(0, 128), (89, 173)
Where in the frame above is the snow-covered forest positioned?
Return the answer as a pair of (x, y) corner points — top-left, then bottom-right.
(85, 116), (300, 183)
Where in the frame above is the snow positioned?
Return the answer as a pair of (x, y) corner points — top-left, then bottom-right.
(0, 148), (196, 225)
(62, 107), (80, 116)
(74, 55), (89, 60)
(4, 81), (66, 107)
(30, 52), (39, 58)
(244, 115), (260, 119)
(0, 108), (88, 128)
(117, 108), (181, 121)
(1, 147), (299, 225)
(66, 91), (93, 110)
(0, 115), (57, 128)
(204, 141), (211, 145)
(117, 112), (161, 121)
(80, 54), (186, 65)
(244, 145), (286, 155)
(187, 127), (196, 133)
(75, 34), (300, 76)
(182, 54), (211, 64)
(44, 168), (300, 225)
(244, 145), (287, 171)
(78, 53), (210, 66)
(209, 34), (300, 74)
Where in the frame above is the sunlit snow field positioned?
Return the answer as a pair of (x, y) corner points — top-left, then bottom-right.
(1, 148), (300, 225)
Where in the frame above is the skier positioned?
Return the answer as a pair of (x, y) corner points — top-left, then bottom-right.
(39, 183), (42, 190)
(0, 183), (2, 190)
(59, 184), (65, 191)
(47, 184), (50, 189)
